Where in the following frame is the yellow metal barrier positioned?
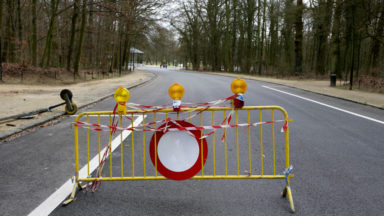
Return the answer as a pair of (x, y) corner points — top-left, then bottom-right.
(64, 106), (295, 212)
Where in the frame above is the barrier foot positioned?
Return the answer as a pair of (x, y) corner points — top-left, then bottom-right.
(62, 181), (85, 206)
(282, 186), (295, 213)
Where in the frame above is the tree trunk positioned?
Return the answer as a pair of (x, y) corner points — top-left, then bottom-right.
(237, 15), (245, 73)
(223, 0), (231, 72)
(16, 0), (22, 62)
(314, 0), (333, 75)
(356, 32), (361, 83)
(256, 0), (261, 74)
(122, 23), (131, 67)
(330, 0), (341, 78)
(349, 3), (356, 90)
(370, 1), (384, 70)
(245, 0), (255, 74)
(343, 40), (350, 82)
(191, 18), (200, 71)
(95, 6), (101, 69)
(0, 0), (2, 35)
(40, 0), (59, 67)
(258, 0), (266, 75)
(16, 0), (21, 44)
(283, 0), (295, 74)
(0, 1), (2, 80)
(206, 0), (221, 71)
(231, 0), (238, 72)
(73, 0), (87, 75)
(87, 0), (93, 66)
(294, 0), (303, 76)
(67, 0), (79, 70)
(268, 0), (279, 67)
(4, 0), (15, 62)
(0, 36), (2, 82)
(31, 0), (37, 66)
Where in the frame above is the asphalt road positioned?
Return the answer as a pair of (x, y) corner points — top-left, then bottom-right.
(1, 66), (384, 216)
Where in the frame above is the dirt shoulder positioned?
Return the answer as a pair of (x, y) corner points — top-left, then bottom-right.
(0, 70), (150, 139)
(207, 72), (384, 109)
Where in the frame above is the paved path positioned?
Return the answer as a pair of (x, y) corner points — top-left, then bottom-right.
(1, 66), (384, 215)
(0, 70), (149, 139)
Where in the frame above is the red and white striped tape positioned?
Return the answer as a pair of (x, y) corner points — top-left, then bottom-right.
(126, 95), (238, 113)
(74, 119), (288, 135)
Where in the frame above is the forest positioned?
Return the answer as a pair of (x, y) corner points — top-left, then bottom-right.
(0, 0), (173, 80)
(173, 0), (384, 88)
(0, 0), (383, 89)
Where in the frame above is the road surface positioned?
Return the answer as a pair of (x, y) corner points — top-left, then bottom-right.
(1, 66), (384, 215)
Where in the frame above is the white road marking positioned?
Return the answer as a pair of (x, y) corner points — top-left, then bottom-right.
(262, 85), (384, 125)
(28, 115), (145, 216)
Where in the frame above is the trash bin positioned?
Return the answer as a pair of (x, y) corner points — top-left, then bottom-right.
(330, 74), (336, 87)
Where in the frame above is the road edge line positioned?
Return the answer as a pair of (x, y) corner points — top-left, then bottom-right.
(263, 85), (384, 125)
(181, 70), (384, 111)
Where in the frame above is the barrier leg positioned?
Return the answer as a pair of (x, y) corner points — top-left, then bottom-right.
(287, 186), (295, 213)
(282, 184), (295, 213)
(62, 181), (85, 206)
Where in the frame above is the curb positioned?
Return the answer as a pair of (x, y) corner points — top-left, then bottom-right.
(202, 71), (384, 110)
(0, 72), (157, 141)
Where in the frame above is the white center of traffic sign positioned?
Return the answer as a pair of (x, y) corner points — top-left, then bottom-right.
(149, 120), (208, 180)
(157, 131), (199, 172)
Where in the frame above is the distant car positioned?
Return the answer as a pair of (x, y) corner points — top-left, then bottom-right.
(161, 64), (167, 68)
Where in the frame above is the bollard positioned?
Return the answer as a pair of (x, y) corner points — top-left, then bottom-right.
(330, 74), (336, 87)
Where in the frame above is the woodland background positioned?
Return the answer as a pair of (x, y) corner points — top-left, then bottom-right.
(0, 0), (383, 90)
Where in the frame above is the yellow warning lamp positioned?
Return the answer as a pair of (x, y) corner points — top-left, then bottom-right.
(114, 87), (130, 115)
(231, 78), (247, 95)
(169, 83), (185, 112)
(231, 78), (247, 108)
(168, 83), (185, 100)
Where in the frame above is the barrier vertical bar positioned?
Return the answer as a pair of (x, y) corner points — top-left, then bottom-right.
(285, 119), (290, 171)
(224, 110), (227, 176)
(212, 111), (215, 176)
(283, 110), (293, 212)
(120, 116), (123, 177)
(87, 115), (90, 176)
(131, 113), (135, 177)
(200, 112), (204, 176)
(260, 110), (263, 176)
(236, 110), (239, 176)
(109, 114), (112, 177)
(98, 115), (101, 177)
(154, 112), (158, 177)
(248, 110), (251, 175)
(272, 110), (275, 175)
(142, 113), (146, 177)
(74, 117), (79, 181)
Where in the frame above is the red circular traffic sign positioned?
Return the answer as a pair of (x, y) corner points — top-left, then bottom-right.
(149, 120), (208, 181)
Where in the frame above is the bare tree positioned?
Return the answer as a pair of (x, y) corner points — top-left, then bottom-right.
(73, 0), (87, 75)
(67, 0), (79, 71)
(40, 0), (59, 67)
(294, 0), (303, 75)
